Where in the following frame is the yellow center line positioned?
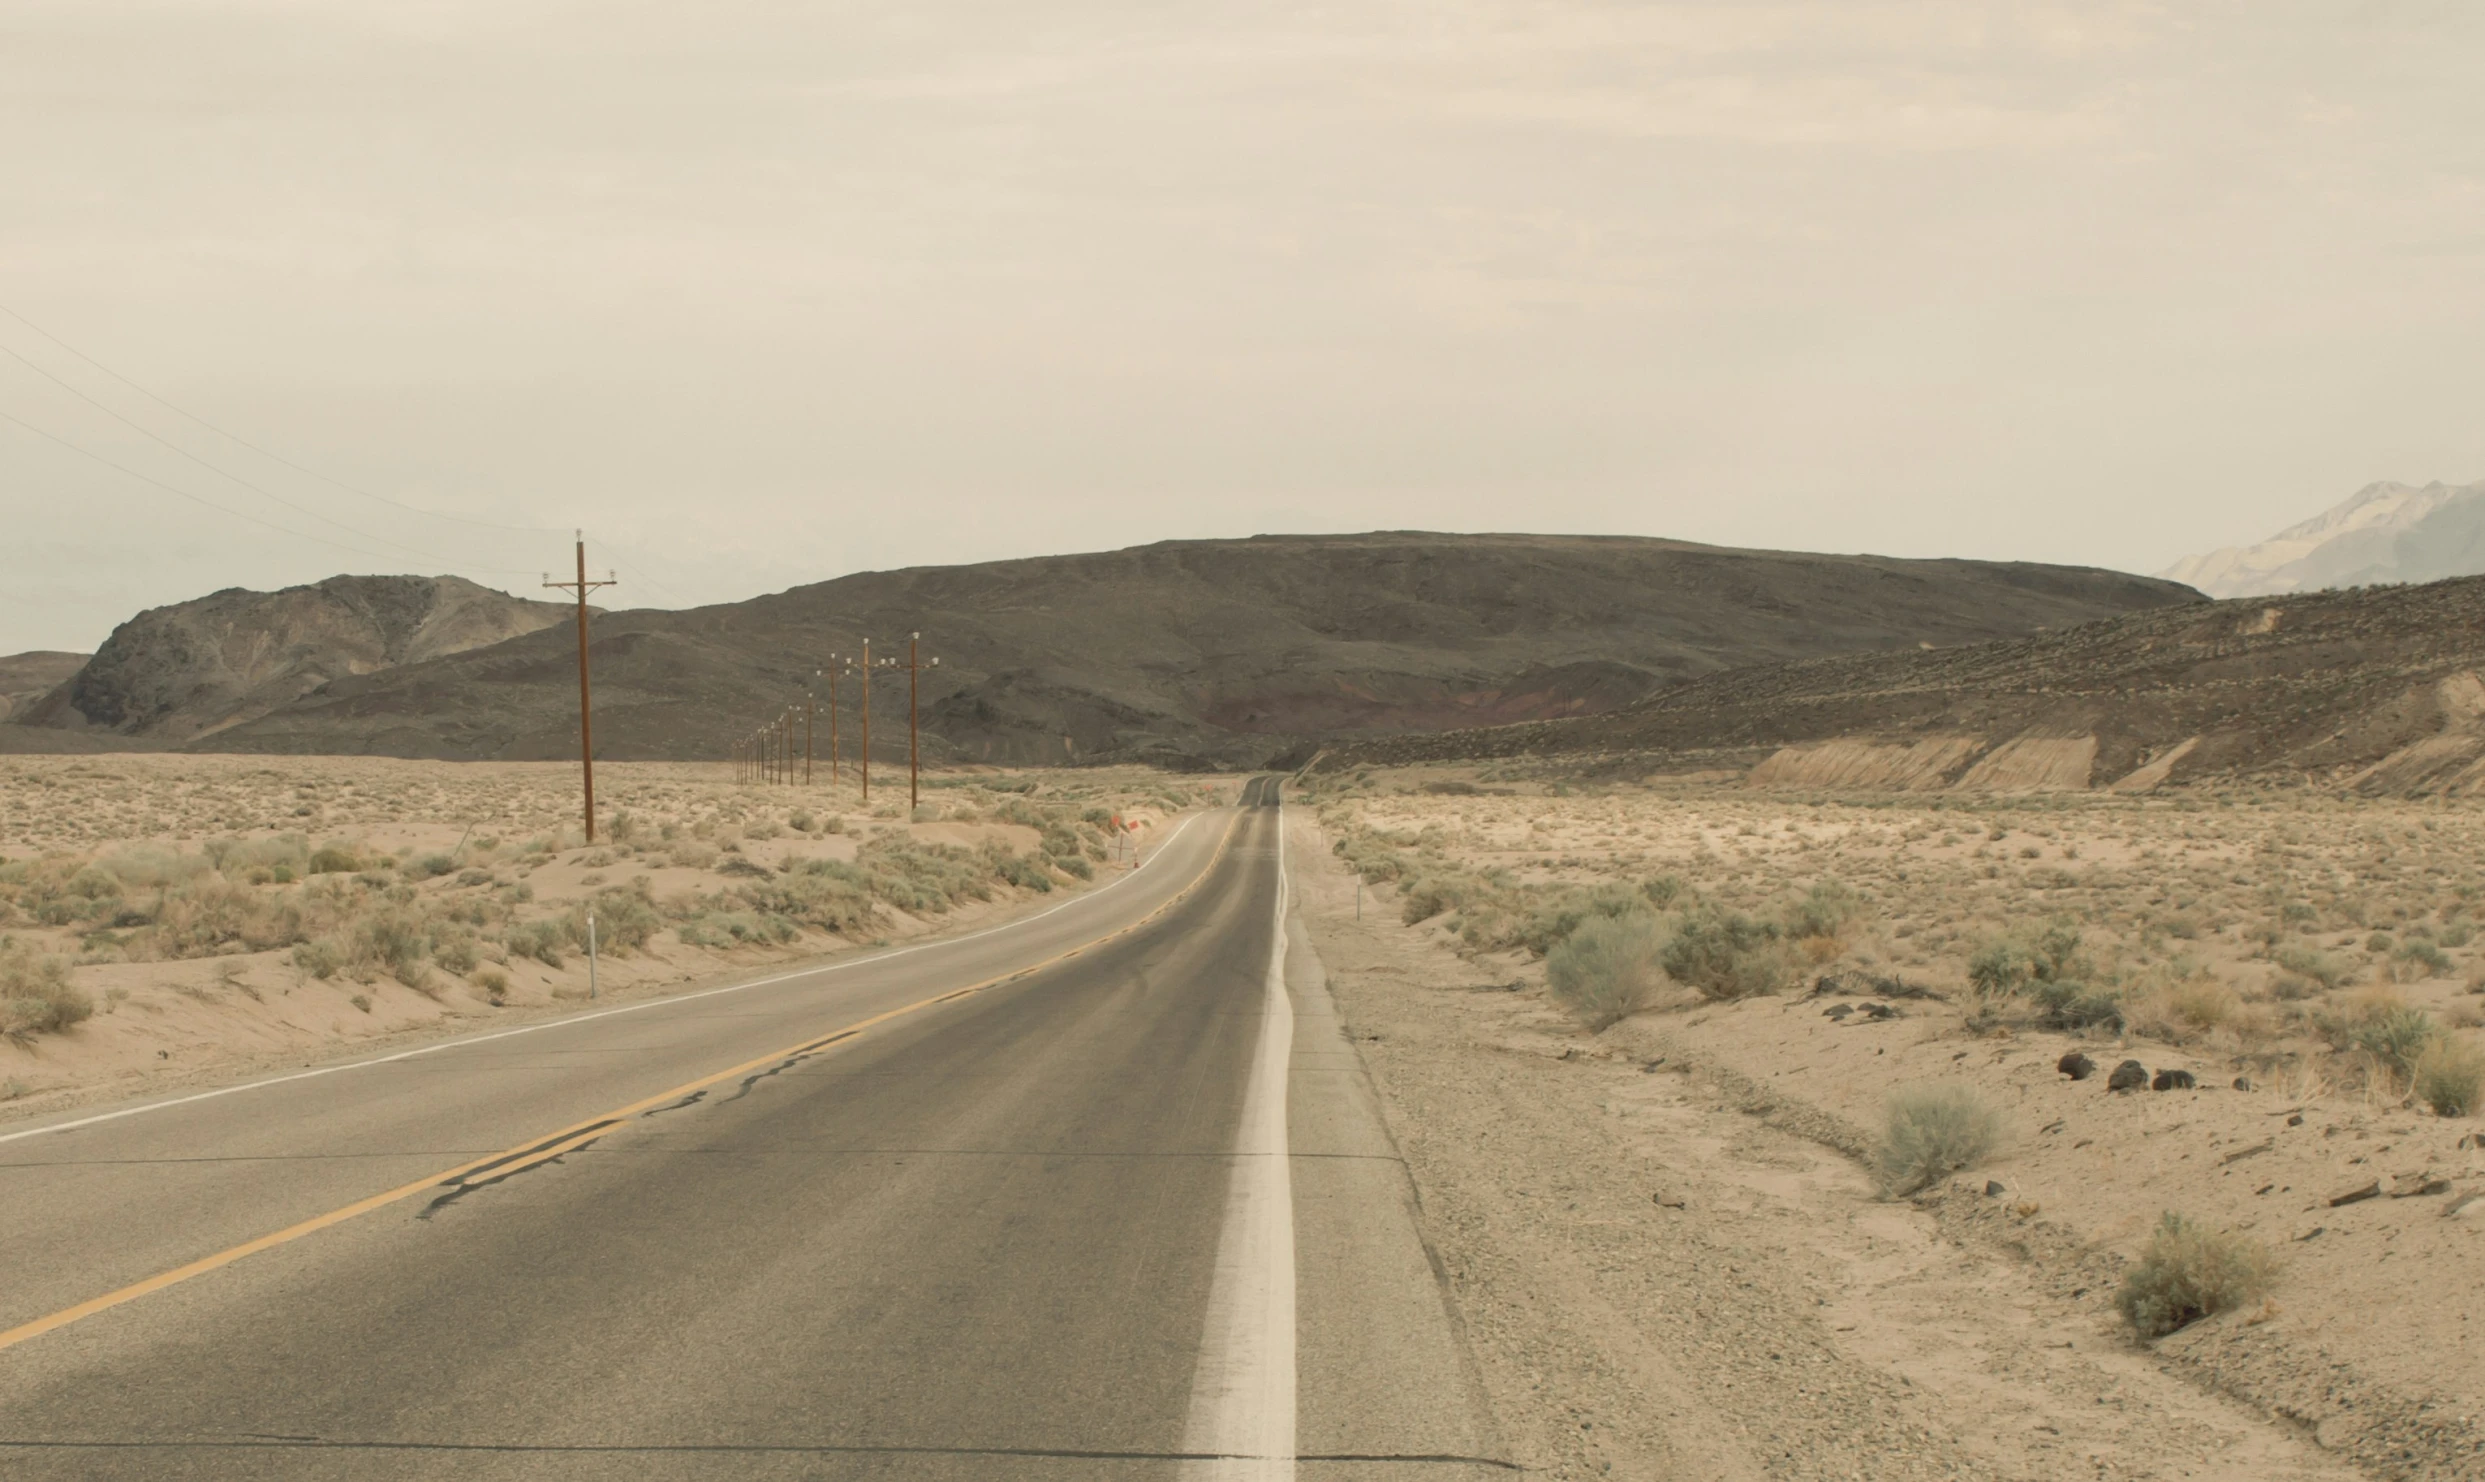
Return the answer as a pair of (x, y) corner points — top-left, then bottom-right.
(0, 806), (1250, 1358)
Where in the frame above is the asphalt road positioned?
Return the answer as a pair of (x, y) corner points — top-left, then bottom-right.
(0, 780), (1505, 1479)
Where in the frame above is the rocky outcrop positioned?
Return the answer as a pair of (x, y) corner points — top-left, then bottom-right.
(0, 652), (85, 724)
(21, 576), (574, 743)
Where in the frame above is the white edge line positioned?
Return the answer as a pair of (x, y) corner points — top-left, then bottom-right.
(0, 810), (1211, 1148)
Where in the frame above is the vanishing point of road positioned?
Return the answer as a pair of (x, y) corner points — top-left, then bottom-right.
(0, 779), (1507, 1479)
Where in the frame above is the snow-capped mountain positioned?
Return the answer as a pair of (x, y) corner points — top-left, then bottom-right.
(2161, 480), (2485, 598)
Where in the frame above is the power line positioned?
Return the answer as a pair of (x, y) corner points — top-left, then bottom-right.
(0, 406), (529, 579)
(0, 299), (566, 537)
(0, 339), (538, 576)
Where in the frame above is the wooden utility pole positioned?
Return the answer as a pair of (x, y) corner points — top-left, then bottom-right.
(822, 660), (843, 790)
(804, 692), (814, 785)
(860, 639), (872, 804)
(897, 632), (939, 810)
(543, 533), (616, 843)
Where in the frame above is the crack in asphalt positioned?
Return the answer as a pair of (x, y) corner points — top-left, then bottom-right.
(715, 1030), (859, 1106)
(416, 1120), (622, 1220)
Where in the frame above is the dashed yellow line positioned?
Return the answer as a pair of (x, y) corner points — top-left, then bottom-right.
(0, 805), (1251, 1357)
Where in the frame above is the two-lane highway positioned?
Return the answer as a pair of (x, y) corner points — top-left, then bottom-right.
(0, 780), (1506, 1479)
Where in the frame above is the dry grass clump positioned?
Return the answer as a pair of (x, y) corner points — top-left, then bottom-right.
(1546, 911), (1668, 1029)
(2122, 972), (2246, 1045)
(2411, 1034), (2485, 1117)
(1, 940), (92, 1039)
(1875, 1083), (2003, 1196)
(2118, 1212), (2278, 1338)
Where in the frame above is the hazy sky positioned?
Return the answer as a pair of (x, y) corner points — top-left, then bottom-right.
(4, 1), (2483, 654)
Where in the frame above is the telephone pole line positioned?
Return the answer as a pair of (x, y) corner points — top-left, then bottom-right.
(543, 533), (616, 843)
(859, 639), (873, 804)
(894, 632), (940, 809)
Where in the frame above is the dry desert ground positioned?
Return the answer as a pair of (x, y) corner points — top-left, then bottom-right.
(1288, 762), (2485, 1480)
(0, 753), (1211, 1110)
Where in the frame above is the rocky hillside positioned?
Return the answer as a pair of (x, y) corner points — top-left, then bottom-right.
(18, 576), (575, 744)
(0, 652), (84, 724)
(1316, 575), (2485, 795)
(2162, 479), (2485, 597)
(178, 533), (2196, 767)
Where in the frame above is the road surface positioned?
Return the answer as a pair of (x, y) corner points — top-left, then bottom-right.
(0, 779), (1505, 1479)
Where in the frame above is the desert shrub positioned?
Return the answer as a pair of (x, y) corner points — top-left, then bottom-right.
(568, 888), (662, 954)
(2118, 1213), (2277, 1338)
(2412, 1035), (2485, 1117)
(608, 810), (643, 843)
(911, 804), (941, 823)
(1876, 1084), (2002, 1196)
(357, 908), (433, 987)
(1642, 873), (1689, 908)
(503, 919), (567, 968)
(148, 877), (313, 958)
(2392, 940), (2454, 981)
(1054, 853), (1093, 881)
(474, 966), (511, 1004)
(412, 854), (457, 879)
(678, 910), (799, 947)
(292, 936), (346, 979)
(788, 809), (815, 833)
(307, 845), (362, 875)
(2273, 944), (2351, 990)
(433, 933), (481, 976)
(737, 860), (878, 932)
(0, 943), (91, 1038)
(1968, 941), (2033, 997)
(821, 815), (847, 835)
(1785, 879), (1863, 941)
(98, 845), (209, 890)
(1546, 911), (1668, 1030)
(2346, 1006), (2441, 1079)
(1661, 908), (1793, 1001)
(2030, 979), (2124, 1031)
(1399, 875), (1461, 925)
(858, 837), (991, 916)
(667, 841), (720, 870)
(2124, 975), (2242, 1043)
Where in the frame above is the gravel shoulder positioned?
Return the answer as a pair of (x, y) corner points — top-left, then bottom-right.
(1287, 817), (2386, 1482)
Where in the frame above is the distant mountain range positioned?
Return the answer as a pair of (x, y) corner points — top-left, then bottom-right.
(2162, 480), (2485, 598)
(0, 534), (2200, 767)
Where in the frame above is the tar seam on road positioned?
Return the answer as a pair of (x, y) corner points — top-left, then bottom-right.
(0, 1438), (1520, 1468)
(0, 807), (1246, 1358)
(0, 813), (1207, 1151)
(1182, 780), (1299, 1480)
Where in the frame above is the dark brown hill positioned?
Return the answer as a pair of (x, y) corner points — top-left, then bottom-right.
(0, 652), (85, 724)
(21, 576), (574, 744)
(1317, 576), (2485, 794)
(186, 533), (2196, 767)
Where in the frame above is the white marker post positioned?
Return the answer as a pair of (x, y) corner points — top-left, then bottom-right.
(586, 906), (599, 1001)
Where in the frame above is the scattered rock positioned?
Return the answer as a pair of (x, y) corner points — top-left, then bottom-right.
(1860, 1002), (1899, 1021)
(2232, 1075), (2254, 1091)
(1653, 1191), (1686, 1209)
(2058, 1052), (2096, 1081)
(2446, 1192), (2484, 1220)
(2152, 1069), (2197, 1091)
(1823, 1003), (1854, 1019)
(2287, 1113), (2305, 1127)
(2106, 1060), (2149, 1092)
(2220, 1139), (2275, 1165)
(2389, 1173), (2450, 1199)
(1983, 1180), (2006, 1197)
(2329, 1180), (2382, 1208)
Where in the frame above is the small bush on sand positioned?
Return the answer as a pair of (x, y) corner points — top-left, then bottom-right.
(1662, 908), (1793, 1001)
(1784, 879), (1863, 941)
(1876, 1084), (2002, 1195)
(0, 944), (91, 1039)
(2273, 944), (2351, 991)
(2118, 1212), (2277, 1338)
(2124, 974), (2242, 1043)
(2412, 1034), (2485, 1117)
(1547, 911), (1668, 1030)
(2347, 1006), (2441, 1081)
(292, 936), (346, 979)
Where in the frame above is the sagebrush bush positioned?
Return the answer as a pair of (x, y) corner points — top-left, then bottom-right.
(1784, 879), (1863, 941)
(1661, 908), (1792, 1001)
(1876, 1084), (2002, 1195)
(2118, 1212), (2276, 1338)
(1546, 911), (1667, 1030)
(0, 943), (91, 1038)
(2412, 1034), (2485, 1117)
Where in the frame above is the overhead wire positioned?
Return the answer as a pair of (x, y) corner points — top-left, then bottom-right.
(0, 299), (566, 537)
(0, 407), (518, 576)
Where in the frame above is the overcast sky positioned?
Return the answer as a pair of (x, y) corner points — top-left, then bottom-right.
(4, 1), (2482, 654)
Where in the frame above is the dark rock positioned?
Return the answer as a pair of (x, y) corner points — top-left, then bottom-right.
(2106, 1059), (2149, 1092)
(2152, 1069), (2197, 1091)
(2329, 1180), (2382, 1207)
(1823, 1003), (1854, 1019)
(1984, 1180), (2006, 1196)
(2057, 1052), (2096, 1081)
(2232, 1075), (2254, 1091)
(1862, 1002), (1899, 1020)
